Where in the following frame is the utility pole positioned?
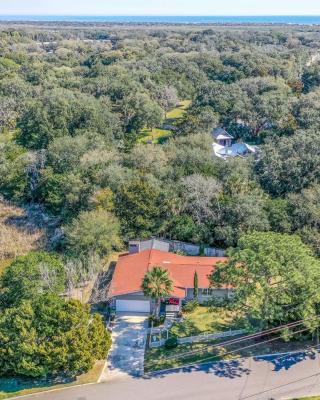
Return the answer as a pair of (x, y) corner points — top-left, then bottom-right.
(313, 325), (320, 372)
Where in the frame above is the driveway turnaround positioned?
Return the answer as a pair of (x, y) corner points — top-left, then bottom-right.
(100, 313), (149, 381)
(17, 350), (320, 400)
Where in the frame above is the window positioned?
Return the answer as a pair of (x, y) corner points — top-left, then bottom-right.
(202, 288), (213, 296)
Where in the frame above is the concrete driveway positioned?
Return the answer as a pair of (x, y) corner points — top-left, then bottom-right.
(101, 313), (149, 381)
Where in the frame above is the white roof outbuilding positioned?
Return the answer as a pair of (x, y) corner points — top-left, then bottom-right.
(212, 128), (234, 141)
(213, 142), (257, 159)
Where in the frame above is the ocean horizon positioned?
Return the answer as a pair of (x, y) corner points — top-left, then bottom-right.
(1, 15), (320, 24)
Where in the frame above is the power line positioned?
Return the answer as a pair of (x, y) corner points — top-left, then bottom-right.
(145, 325), (312, 370)
(152, 316), (320, 363)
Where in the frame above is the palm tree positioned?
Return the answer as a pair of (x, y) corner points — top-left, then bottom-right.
(141, 266), (173, 316)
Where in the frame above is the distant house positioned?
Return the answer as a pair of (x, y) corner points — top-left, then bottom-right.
(212, 128), (234, 147)
(212, 127), (258, 159)
(107, 249), (232, 315)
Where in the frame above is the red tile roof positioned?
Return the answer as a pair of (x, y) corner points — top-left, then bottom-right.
(109, 249), (228, 298)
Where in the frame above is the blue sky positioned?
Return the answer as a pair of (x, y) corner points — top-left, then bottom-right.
(1, 0), (320, 16)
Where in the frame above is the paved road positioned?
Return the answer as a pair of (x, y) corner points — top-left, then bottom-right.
(100, 313), (148, 380)
(17, 350), (320, 400)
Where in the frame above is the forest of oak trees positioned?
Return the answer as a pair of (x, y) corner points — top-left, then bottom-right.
(1, 23), (320, 378)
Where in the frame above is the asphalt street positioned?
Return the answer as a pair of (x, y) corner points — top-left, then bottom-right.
(15, 351), (320, 400)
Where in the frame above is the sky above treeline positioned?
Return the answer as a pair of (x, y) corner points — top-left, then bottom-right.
(1, 0), (320, 16)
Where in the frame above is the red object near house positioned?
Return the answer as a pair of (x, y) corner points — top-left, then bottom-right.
(166, 298), (180, 305)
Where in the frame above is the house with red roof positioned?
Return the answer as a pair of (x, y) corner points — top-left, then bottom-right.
(108, 249), (232, 314)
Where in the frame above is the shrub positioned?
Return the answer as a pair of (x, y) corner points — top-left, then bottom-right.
(64, 210), (122, 258)
(174, 249), (187, 256)
(0, 293), (112, 378)
(149, 315), (165, 327)
(206, 296), (232, 309)
(165, 336), (178, 349)
(182, 299), (199, 313)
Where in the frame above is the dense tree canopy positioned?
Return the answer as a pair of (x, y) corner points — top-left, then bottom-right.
(0, 293), (111, 378)
(210, 232), (320, 329)
(0, 252), (65, 307)
(256, 131), (320, 196)
(0, 25), (319, 254)
(64, 210), (122, 258)
(1, 21), (320, 379)
(115, 177), (172, 239)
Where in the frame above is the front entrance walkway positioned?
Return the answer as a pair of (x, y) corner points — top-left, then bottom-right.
(100, 313), (149, 381)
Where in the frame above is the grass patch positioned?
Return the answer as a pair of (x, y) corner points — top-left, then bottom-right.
(0, 361), (105, 400)
(0, 199), (46, 260)
(145, 336), (315, 373)
(166, 100), (191, 120)
(145, 306), (245, 372)
(139, 127), (171, 144)
(0, 259), (12, 276)
(144, 336), (250, 373)
(145, 306), (314, 373)
(170, 306), (242, 338)
(139, 99), (191, 144)
(293, 398), (320, 400)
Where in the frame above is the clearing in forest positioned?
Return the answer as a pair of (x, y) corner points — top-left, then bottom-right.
(139, 100), (191, 144)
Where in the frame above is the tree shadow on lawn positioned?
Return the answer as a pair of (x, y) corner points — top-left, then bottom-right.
(143, 359), (251, 380)
(170, 307), (246, 337)
(253, 349), (318, 372)
(170, 318), (202, 337)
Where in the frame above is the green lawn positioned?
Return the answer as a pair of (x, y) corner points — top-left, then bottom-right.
(170, 306), (242, 338)
(138, 127), (171, 144)
(145, 306), (314, 373)
(145, 306), (246, 372)
(166, 100), (191, 120)
(139, 100), (191, 144)
(145, 339), (230, 372)
(145, 333), (315, 373)
(0, 361), (105, 399)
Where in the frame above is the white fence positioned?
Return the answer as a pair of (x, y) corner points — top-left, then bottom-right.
(178, 329), (246, 344)
(149, 328), (246, 348)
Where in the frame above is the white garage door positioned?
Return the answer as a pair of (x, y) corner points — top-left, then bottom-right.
(116, 299), (151, 313)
